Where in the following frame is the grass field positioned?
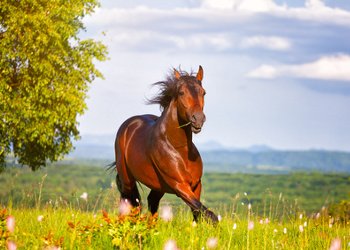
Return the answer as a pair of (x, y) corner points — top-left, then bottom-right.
(1, 164), (349, 249)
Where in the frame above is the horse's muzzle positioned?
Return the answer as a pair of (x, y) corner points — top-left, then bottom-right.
(191, 112), (206, 134)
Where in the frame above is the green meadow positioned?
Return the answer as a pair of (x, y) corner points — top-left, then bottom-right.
(1, 164), (349, 249)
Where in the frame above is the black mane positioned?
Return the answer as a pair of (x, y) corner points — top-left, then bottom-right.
(148, 69), (195, 110)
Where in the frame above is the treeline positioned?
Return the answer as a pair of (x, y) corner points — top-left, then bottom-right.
(202, 150), (350, 173)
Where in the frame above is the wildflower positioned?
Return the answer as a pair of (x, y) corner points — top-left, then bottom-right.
(164, 239), (179, 250)
(119, 199), (132, 215)
(192, 221), (197, 227)
(329, 238), (341, 250)
(80, 192), (88, 201)
(315, 212), (320, 219)
(37, 215), (44, 222)
(248, 203), (251, 210)
(283, 228), (287, 234)
(264, 218), (270, 224)
(218, 215), (222, 222)
(6, 215), (15, 233)
(299, 214), (303, 220)
(273, 229), (278, 233)
(259, 219), (264, 224)
(299, 225), (304, 233)
(233, 223), (237, 230)
(303, 221), (307, 227)
(45, 246), (61, 250)
(160, 205), (173, 222)
(7, 240), (17, 250)
(206, 237), (218, 249)
(248, 221), (254, 230)
(244, 192), (247, 196)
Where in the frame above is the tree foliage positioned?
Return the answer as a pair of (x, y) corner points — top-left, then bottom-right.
(0, 0), (108, 170)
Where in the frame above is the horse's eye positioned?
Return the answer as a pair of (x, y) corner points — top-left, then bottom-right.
(203, 91), (206, 96)
(179, 91), (185, 96)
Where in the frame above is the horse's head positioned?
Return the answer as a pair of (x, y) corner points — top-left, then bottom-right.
(175, 66), (206, 134)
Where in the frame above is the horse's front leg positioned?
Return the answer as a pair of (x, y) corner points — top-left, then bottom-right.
(191, 181), (202, 222)
(175, 183), (218, 224)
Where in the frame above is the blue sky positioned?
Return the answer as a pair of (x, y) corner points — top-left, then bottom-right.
(79, 0), (350, 151)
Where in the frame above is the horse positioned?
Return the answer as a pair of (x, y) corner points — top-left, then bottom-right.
(110, 66), (218, 223)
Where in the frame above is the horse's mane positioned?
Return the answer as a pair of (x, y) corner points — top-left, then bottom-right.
(148, 69), (195, 110)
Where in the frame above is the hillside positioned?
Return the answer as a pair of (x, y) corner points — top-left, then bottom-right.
(69, 135), (350, 173)
(202, 149), (350, 173)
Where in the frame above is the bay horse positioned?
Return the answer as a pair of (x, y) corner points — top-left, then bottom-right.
(110, 66), (218, 223)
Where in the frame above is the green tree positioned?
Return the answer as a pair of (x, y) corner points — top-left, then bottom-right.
(0, 0), (108, 171)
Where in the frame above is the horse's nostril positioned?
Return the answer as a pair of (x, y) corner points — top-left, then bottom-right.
(192, 115), (197, 121)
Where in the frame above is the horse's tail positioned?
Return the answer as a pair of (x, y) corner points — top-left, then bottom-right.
(105, 161), (116, 172)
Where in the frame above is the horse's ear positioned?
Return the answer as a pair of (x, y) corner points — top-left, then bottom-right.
(174, 68), (181, 80)
(196, 65), (203, 82)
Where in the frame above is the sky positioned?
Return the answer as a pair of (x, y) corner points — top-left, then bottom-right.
(78, 0), (350, 151)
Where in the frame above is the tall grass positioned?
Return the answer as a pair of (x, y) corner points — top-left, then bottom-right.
(1, 178), (349, 249)
(1, 166), (349, 249)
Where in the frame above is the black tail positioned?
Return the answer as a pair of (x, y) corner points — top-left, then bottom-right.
(105, 161), (116, 172)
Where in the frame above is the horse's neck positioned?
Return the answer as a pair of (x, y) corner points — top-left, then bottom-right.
(161, 100), (192, 149)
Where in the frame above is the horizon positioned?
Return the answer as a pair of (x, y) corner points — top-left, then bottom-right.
(75, 133), (350, 153)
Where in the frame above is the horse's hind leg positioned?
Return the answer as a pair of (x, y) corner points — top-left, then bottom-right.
(147, 190), (164, 214)
(116, 173), (141, 208)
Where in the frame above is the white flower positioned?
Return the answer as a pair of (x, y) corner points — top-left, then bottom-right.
(244, 192), (248, 196)
(164, 239), (178, 250)
(206, 237), (218, 249)
(233, 223), (237, 230)
(80, 192), (88, 201)
(37, 215), (44, 222)
(283, 228), (287, 234)
(160, 205), (173, 222)
(303, 221), (307, 227)
(299, 225), (304, 233)
(218, 215), (222, 222)
(119, 199), (132, 215)
(248, 203), (252, 210)
(299, 214), (303, 220)
(273, 229), (278, 233)
(7, 241), (17, 250)
(329, 238), (341, 250)
(248, 221), (254, 230)
(6, 215), (15, 233)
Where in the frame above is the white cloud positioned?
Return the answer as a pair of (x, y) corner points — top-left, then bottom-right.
(305, 0), (326, 9)
(240, 36), (291, 51)
(247, 64), (278, 79)
(247, 54), (350, 81)
(201, 0), (284, 12)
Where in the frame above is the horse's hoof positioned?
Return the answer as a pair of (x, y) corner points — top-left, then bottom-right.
(205, 210), (219, 224)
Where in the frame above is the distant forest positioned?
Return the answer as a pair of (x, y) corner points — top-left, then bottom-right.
(202, 150), (350, 173)
(69, 143), (350, 173)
